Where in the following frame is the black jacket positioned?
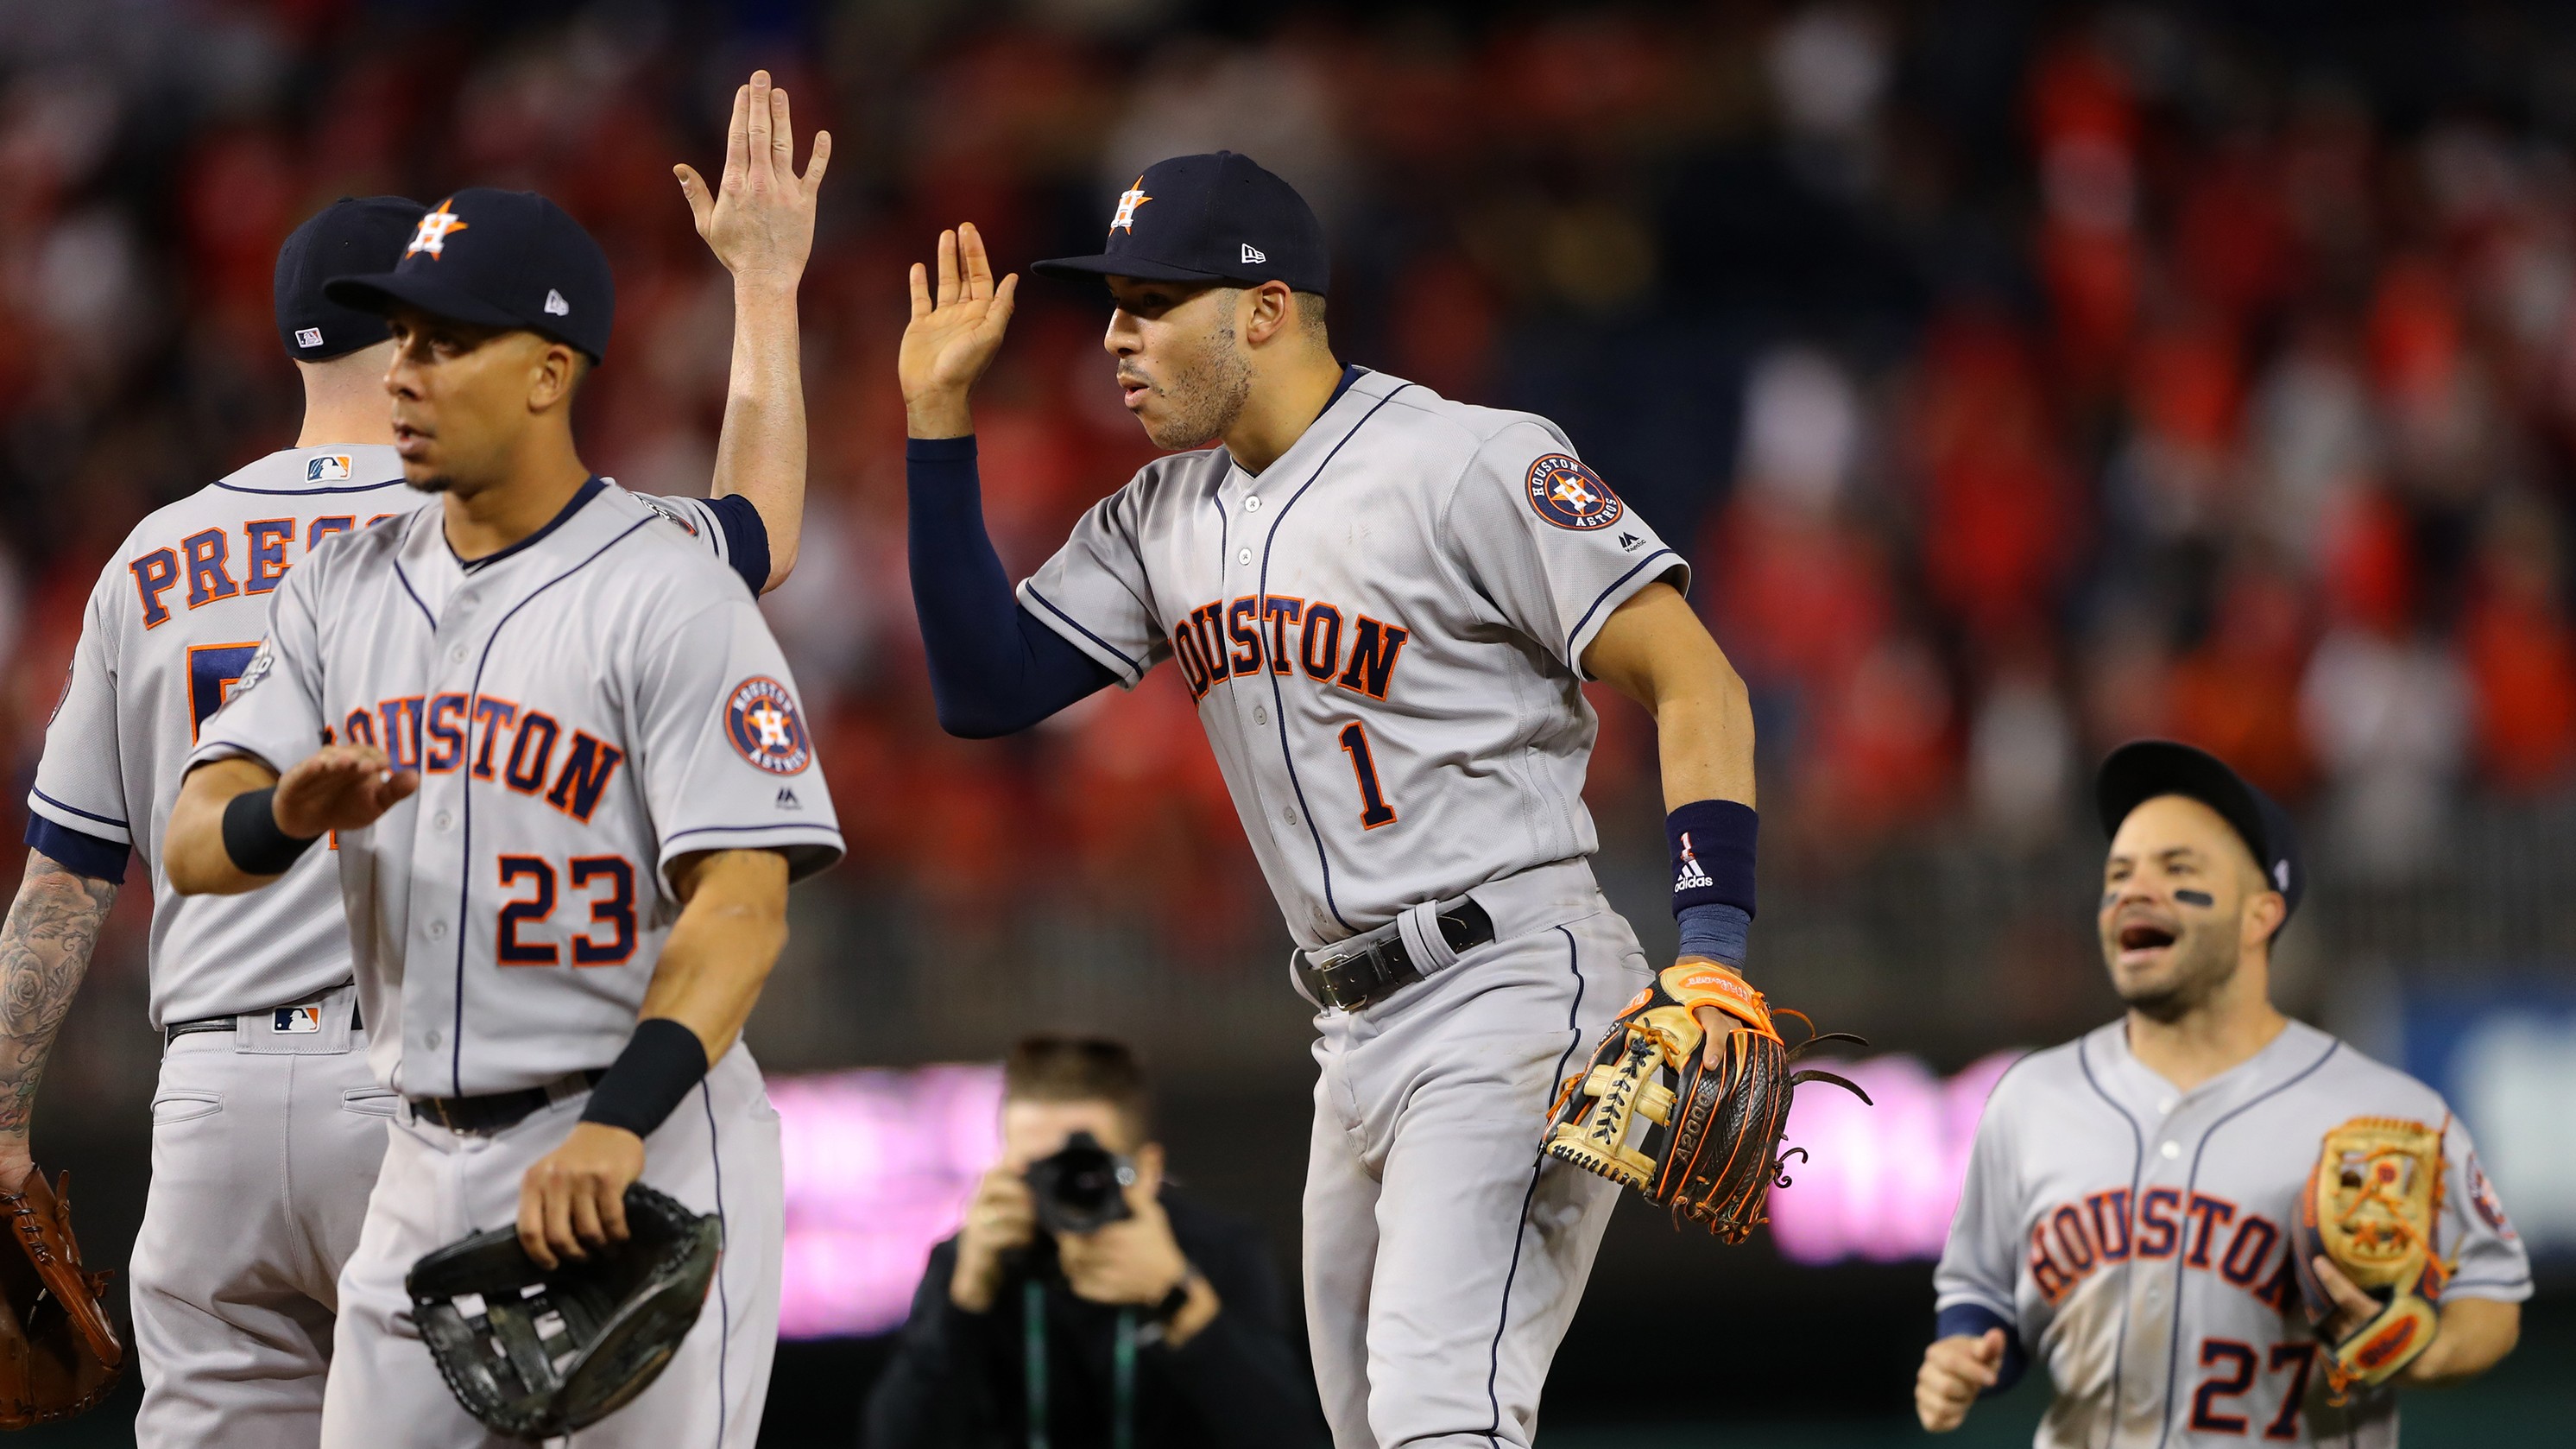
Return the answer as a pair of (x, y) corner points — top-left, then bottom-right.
(860, 1191), (1325, 1449)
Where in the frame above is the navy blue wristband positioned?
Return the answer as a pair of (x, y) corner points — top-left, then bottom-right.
(1668, 800), (1756, 917)
(580, 1018), (710, 1139)
(222, 787), (320, 876)
(1677, 902), (1751, 967)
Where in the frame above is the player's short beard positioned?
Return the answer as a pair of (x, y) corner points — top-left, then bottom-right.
(2110, 919), (2242, 1023)
(406, 475), (452, 495)
(1143, 316), (1253, 452)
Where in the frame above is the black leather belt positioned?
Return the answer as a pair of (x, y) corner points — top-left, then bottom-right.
(410, 1070), (605, 1136)
(1297, 899), (1494, 1012)
(165, 995), (363, 1045)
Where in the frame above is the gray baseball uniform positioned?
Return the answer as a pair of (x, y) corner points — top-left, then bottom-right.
(1020, 367), (1685, 1447)
(26, 445), (769, 1446)
(1934, 1018), (2532, 1447)
(183, 475), (836, 1447)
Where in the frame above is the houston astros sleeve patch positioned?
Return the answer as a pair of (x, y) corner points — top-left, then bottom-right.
(1525, 454), (1625, 531)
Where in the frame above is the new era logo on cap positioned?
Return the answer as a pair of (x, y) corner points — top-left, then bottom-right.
(544, 288), (571, 316)
(1241, 243), (1266, 263)
(294, 326), (324, 349)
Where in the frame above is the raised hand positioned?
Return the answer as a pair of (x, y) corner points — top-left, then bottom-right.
(899, 223), (1019, 439)
(272, 745), (418, 838)
(677, 70), (830, 289)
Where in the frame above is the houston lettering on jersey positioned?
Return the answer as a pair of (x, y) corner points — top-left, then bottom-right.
(333, 693), (622, 825)
(129, 511), (401, 629)
(1170, 594), (1411, 704)
(2027, 1186), (2299, 1312)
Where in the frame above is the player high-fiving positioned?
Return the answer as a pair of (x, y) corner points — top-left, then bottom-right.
(898, 153), (1768, 1449)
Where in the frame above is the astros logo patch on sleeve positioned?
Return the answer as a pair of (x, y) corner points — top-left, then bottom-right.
(724, 677), (812, 775)
(1525, 454), (1624, 530)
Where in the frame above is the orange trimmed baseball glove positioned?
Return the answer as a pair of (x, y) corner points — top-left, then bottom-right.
(2292, 1117), (2450, 1398)
(1542, 961), (1869, 1241)
(0, 1167), (123, 1428)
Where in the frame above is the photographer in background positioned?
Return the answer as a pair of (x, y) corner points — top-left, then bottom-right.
(862, 1037), (1325, 1449)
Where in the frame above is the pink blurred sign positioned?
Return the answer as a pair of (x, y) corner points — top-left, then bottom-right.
(772, 1064), (1004, 1338)
(1768, 1050), (2022, 1265)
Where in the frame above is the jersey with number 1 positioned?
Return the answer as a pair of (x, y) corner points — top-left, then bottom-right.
(1019, 368), (1688, 948)
(28, 446), (767, 1028)
(1934, 1017), (2530, 1447)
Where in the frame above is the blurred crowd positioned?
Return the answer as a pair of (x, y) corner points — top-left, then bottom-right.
(7, 0), (2576, 973)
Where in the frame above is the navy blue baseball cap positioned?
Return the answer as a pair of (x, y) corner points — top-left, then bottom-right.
(275, 196), (425, 361)
(1035, 152), (1329, 295)
(325, 188), (614, 363)
(2097, 740), (2304, 925)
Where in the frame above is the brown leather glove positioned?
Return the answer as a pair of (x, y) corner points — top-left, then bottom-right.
(0, 1168), (124, 1429)
(1543, 962), (1871, 1241)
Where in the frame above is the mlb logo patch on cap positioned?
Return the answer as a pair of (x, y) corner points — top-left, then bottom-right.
(273, 1004), (322, 1034)
(295, 326), (325, 349)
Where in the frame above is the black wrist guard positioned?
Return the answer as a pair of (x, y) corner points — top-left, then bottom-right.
(580, 1018), (710, 1140)
(221, 787), (320, 876)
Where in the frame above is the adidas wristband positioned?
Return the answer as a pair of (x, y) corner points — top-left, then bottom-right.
(580, 1018), (710, 1140)
(1667, 799), (1756, 917)
(221, 787), (321, 876)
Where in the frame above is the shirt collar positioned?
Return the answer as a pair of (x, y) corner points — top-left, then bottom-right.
(1225, 364), (1381, 484)
(449, 476), (606, 573)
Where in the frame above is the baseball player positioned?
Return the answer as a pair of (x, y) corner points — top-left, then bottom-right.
(3, 94), (815, 1447)
(899, 153), (1763, 1447)
(154, 83), (838, 1449)
(1919, 740), (2529, 1446)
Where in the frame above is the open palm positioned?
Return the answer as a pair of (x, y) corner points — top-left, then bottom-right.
(677, 70), (829, 286)
(900, 223), (1019, 435)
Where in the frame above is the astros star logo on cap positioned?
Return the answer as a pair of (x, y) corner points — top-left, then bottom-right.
(406, 198), (469, 259)
(1109, 177), (1152, 234)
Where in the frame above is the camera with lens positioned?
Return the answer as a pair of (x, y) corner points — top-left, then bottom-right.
(1025, 1130), (1137, 1237)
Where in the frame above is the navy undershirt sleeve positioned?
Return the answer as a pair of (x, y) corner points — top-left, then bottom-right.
(1933, 1302), (2030, 1395)
(700, 492), (773, 595)
(906, 436), (1115, 737)
(25, 816), (128, 884)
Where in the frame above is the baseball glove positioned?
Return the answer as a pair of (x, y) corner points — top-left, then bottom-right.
(2292, 1117), (2450, 1397)
(0, 1167), (123, 1429)
(1542, 961), (1868, 1241)
(406, 1183), (721, 1442)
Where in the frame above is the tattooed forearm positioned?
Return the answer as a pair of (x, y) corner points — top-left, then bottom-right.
(0, 852), (116, 1142)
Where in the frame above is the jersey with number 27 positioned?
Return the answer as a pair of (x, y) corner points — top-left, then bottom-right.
(1934, 1018), (2530, 1447)
(1019, 368), (1688, 948)
(28, 445), (770, 1028)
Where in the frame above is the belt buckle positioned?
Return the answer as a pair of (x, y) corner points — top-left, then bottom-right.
(1317, 939), (1392, 1012)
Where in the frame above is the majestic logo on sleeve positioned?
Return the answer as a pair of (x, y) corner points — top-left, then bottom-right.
(1525, 454), (1625, 531)
(407, 198), (469, 258)
(725, 677), (812, 775)
(1110, 178), (1152, 233)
